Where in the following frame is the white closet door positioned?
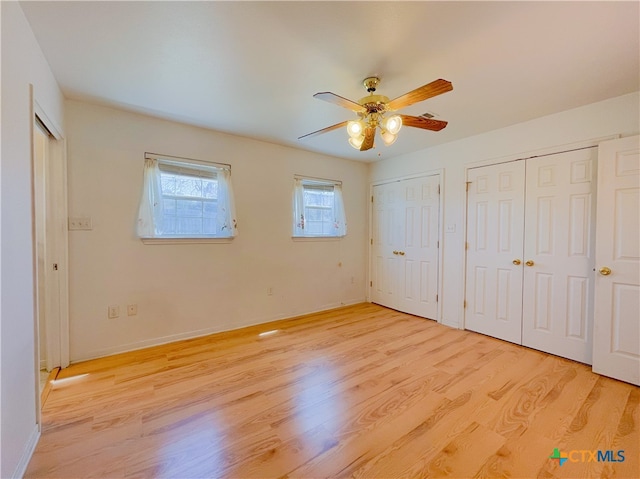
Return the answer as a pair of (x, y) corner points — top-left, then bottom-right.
(465, 162), (525, 344)
(371, 182), (402, 309)
(593, 135), (640, 386)
(521, 149), (597, 364)
(371, 175), (440, 320)
(396, 176), (440, 319)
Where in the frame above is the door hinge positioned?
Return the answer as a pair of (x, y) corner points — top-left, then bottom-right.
(437, 184), (441, 194)
(465, 242), (469, 250)
(466, 181), (472, 192)
(370, 238), (373, 245)
(437, 240), (439, 248)
(371, 195), (374, 203)
(436, 294), (439, 302)
(370, 281), (372, 287)
(463, 300), (467, 308)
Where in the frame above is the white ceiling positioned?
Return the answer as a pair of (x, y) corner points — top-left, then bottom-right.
(20, 1), (639, 162)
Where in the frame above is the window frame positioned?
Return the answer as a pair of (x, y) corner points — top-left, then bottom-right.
(292, 176), (347, 239)
(138, 153), (236, 244)
(156, 161), (219, 238)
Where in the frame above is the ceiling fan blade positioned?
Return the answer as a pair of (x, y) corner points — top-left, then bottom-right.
(298, 121), (349, 140)
(360, 127), (376, 151)
(314, 92), (367, 113)
(387, 79), (453, 111)
(399, 114), (448, 131)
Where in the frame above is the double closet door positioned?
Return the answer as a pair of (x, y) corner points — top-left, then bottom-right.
(465, 148), (596, 364)
(371, 175), (440, 320)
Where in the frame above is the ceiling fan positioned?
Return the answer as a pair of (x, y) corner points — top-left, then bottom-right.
(299, 77), (453, 151)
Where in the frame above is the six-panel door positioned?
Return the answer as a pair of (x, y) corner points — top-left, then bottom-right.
(465, 161), (525, 344)
(371, 175), (440, 320)
(593, 135), (640, 385)
(521, 149), (597, 364)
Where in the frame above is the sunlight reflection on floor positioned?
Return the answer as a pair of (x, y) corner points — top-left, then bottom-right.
(51, 373), (89, 387)
(155, 413), (227, 477)
(294, 359), (342, 434)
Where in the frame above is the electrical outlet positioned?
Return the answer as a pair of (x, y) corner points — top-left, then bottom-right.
(108, 305), (120, 319)
(127, 304), (137, 316)
(69, 217), (92, 231)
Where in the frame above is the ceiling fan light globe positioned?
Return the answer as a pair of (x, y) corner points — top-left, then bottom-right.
(380, 130), (397, 146)
(384, 115), (402, 135)
(348, 135), (365, 149)
(347, 120), (364, 138)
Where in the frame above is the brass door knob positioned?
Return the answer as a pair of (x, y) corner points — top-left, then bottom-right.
(513, 259), (521, 265)
(599, 266), (612, 276)
(525, 260), (535, 267)
(399, 251), (405, 256)
(392, 251), (398, 255)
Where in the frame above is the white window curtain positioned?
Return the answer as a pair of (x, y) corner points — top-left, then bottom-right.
(292, 178), (305, 236)
(333, 183), (347, 236)
(216, 168), (238, 237)
(137, 156), (237, 239)
(136, 158), (164, 237)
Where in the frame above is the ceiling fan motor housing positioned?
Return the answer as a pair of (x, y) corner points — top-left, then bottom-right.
(360, 95), (390, 113)
(360, 78), (391, 115)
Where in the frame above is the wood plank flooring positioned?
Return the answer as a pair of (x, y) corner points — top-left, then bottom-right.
(25, 303), (639, 478)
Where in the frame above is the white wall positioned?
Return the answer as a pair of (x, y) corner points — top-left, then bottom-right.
(65, 100), (368, 362)
(1, 2), (65, 477)
(371, 92), (639, 330)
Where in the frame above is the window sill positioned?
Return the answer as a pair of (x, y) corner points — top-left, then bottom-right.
(140, 237), (234, 245)
(292, 236), (344, 242)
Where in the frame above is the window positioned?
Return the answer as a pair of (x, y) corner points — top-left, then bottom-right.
(292, 177), (347, 237)
(137, 154), (237, 240)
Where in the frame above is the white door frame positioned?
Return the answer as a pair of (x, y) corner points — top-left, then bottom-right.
(30, 86), (69, 416)
(461, 136), (618, 331)
(368, 169), (444, 323)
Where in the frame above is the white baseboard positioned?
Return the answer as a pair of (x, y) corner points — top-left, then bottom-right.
(71, 298), (367, 363)
(12, 424), (40, 479)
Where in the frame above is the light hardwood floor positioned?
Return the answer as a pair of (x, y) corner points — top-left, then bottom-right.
(26, 303), (638, 478)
